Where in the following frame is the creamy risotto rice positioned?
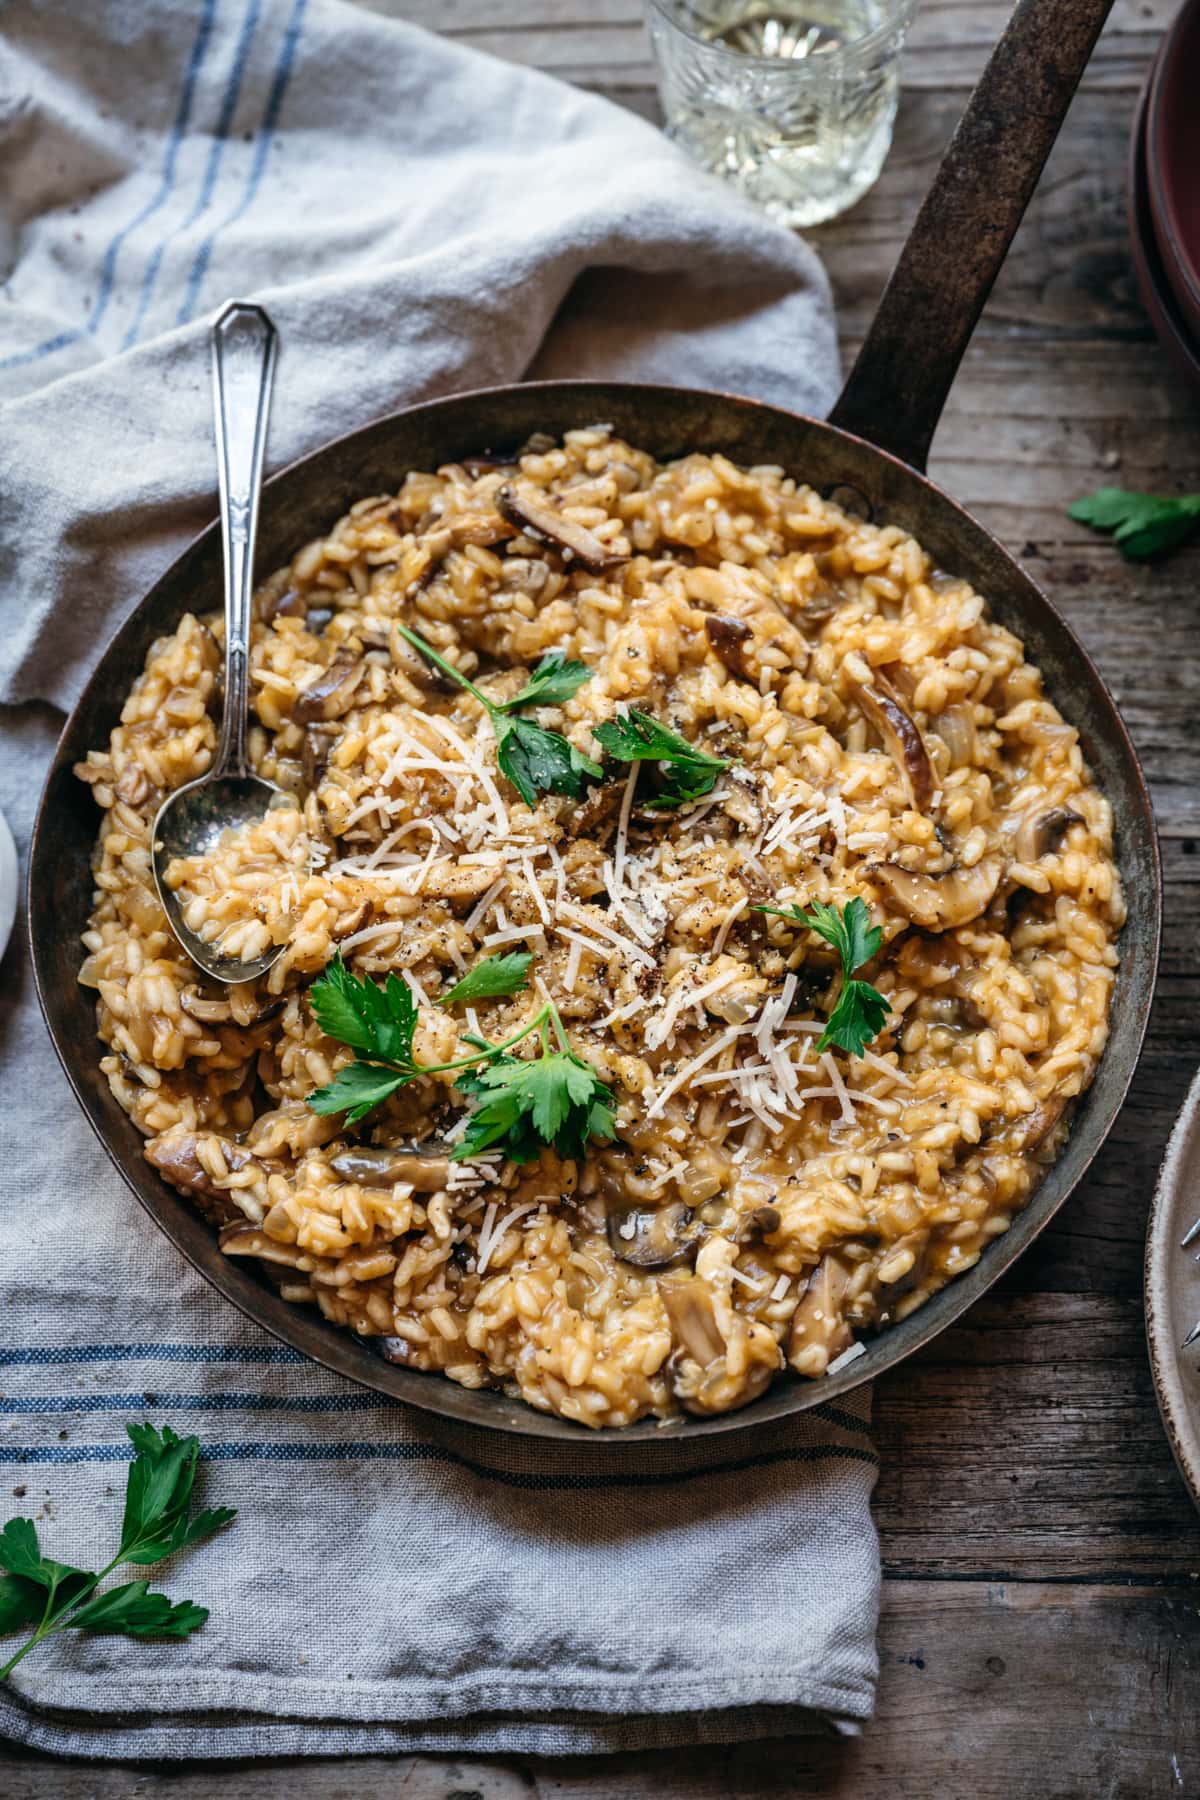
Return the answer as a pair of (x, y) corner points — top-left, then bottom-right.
(75, 428), (1123, 1428)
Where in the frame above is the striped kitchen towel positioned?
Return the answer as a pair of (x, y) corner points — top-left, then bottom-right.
(0, 0), (878, 1758)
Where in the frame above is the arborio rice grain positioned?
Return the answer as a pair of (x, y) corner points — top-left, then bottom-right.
(75, 428), (1123, 1428)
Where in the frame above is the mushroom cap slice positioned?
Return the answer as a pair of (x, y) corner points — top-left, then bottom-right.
(658, 1273), (779, 1415)
(292, 651), (364, 724)
(852, 670), (936, 812)
(218, 1223), (315, 1270)
(606, 1201), (704, 1269)
(329, 1145), (452, 1191)
(496, 483), (625, 575)
(704, 613), (754, 679)
(788, 1254), (854, 1374)
(658, 1274), (725, 1368)
(145, 1130), (253, 1199)
(871, 854), (1002, 931)
(1012, 806), (1084, 863)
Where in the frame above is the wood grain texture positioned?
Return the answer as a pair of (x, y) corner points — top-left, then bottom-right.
(6, 1), (1200, 1792)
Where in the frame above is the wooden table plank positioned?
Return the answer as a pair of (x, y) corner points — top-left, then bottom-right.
(0, 1584), (1196, 1797)
(6, 1), (1199, 1792)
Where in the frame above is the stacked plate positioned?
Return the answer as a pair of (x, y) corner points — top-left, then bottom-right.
(1130, 0), (1200, 392)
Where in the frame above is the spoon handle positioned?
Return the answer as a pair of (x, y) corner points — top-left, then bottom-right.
(211, 302), (277, 779)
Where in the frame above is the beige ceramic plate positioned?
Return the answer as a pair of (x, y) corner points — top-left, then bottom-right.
(1146, 1068), (1200, 1509)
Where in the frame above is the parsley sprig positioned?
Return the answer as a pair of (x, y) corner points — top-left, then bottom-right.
(455, 1011), (617, 1164)
(306, 953), (615, 1161)
(593, 708), (731, 809)
(755, 896), (890, 1058)
(395, 625), (600, 808)
(1069, 488), (1200, 560)
(0, 1423), (235, 1680)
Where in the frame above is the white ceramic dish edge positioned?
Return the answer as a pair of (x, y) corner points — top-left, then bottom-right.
(1145, 1065), (1200, 1510)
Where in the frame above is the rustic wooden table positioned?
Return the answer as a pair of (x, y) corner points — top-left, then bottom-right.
(6, 2), (1200, 1795)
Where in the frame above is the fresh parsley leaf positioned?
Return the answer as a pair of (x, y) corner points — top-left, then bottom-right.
(119, 1424), (236, 1566)
(593, 708), (730, 809)
(758, 896), (881, 973)
(308, 1061), (409, 1125)
(0, 1422), (234, 1679)
(754, 896), (889, 1058)
(439, 951), (532, 1008)
(494, 714), (602, 808)
(500, 652), (593, 711)
(395, 624), (600, 808)
(64, 1581), (208, 1640)
(453, 1044), (616, 1165)
(307, 954), (425, 1120)
(310, 959), (417, 1069)
(0, 1577), (46, 1637)
(820, 980), (891, 1057)
(1069, 488), (1200, 560)
(0, 1518), (67, 1585)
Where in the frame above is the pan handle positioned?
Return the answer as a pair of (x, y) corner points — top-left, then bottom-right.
(828, 0), (1114, 471)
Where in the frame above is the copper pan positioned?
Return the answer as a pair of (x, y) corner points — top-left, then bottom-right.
(29, 0), (1159, 1440)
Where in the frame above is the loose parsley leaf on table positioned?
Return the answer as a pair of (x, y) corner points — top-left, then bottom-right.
(1069, 488), (1200, 560)
(593, 708), (731, 809)
(755, 895), (891, 1058)
(395, 625), (601, 808)
(305, 952), (616, 1163)
(0, 1423), (234, 1680)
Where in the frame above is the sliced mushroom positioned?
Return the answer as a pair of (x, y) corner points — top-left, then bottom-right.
(261, 586), (305, 624)
(183, 984), (283, 1028)
(875, 1228), (930, 1296)
(799, 595), (839, 629)
(376, 1331), (465, 1374)
(292, 652), (364, 724)
(460, 452), (513, 478)
(219, 1223), (314, 1269)
(999, 1093), (1069, 1155)
(658, 1275), (725, 1367)
(852, 670), (935, 811)
(496, 483), (625, 575)
(331, 898), (374, 941)
(704, 613), (753, 679)
(329, 1145), (452, 1191)
(871, 854), (1002, 931)
(933, 702), (977, 771)
(788, 1254), (853, 1372)
(564, 778), (623, 843)
(658, 1274), (779, 1415)
(500, 556), (550, 600)
(145, 1131), (253, 1199)
(741, 1204), (781, 1242)
(179, 985), (233, 1024)
(113, 762), (152, 808)
(1013, 806), (1084, 863)
(305, 605), (335, 635)
(301, 723), (340, 790)
(606, 1201), (704, 1270)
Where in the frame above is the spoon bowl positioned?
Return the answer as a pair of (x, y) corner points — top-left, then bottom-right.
(150, 300), (281, 986)
(151, 769), (287, 983)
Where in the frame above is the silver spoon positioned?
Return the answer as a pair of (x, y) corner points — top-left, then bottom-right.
(152, 300), (285, 984)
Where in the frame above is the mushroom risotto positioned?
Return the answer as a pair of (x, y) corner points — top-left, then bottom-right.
(75, 428), (1123, 1428)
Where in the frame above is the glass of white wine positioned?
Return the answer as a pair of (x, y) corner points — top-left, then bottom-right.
(645, 0), (918, 226)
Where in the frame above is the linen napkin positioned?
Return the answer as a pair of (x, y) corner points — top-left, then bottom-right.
(0, 0), (879, 1758)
